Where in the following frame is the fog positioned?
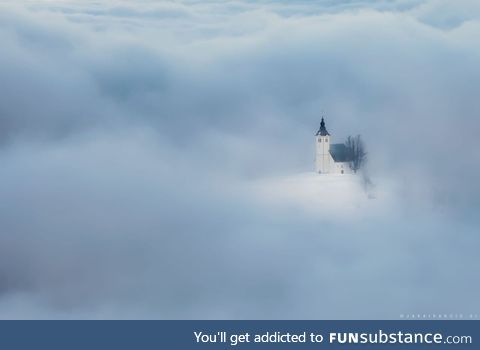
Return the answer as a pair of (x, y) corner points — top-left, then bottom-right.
(0, 0), (479, 319)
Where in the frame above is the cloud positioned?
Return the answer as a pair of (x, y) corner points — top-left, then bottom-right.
(0, 0), (479, 318)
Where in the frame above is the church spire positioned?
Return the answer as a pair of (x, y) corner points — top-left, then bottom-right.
(316, 117), (330, 136)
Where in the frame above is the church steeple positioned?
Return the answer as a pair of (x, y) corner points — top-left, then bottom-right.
(316, 117), (330, 136)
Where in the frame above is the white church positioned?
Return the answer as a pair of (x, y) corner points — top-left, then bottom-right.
(315, 117), (353, 174)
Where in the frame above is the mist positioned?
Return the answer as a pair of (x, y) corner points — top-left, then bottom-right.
(0, 0), (479, 319)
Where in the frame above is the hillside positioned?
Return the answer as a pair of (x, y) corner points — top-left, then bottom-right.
(248, 172), (391, 217)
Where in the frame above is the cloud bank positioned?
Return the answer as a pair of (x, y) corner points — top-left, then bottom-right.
(0, 0), (479, 319)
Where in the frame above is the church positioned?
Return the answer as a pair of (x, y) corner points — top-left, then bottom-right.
(315, 118), (353, 174)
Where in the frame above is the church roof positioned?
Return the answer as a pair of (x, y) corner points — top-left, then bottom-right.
(315, 117), (330, 136)
(329, 143), (352, 163)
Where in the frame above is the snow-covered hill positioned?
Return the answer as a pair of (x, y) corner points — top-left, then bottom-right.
(248, 172), (393, 217)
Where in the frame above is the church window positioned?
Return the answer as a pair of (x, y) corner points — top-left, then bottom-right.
(318, 138), (321, 143)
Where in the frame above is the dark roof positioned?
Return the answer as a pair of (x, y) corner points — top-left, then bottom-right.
(329, 143), (352, 162)
(315, 117), (330, 136)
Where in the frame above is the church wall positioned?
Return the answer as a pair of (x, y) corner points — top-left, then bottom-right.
(315, 135), (331, 173)
(333, 162), (353, 174)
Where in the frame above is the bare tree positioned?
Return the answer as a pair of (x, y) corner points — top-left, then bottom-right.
(345, 135), (367, 173)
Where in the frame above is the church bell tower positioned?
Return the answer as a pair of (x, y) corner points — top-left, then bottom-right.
(315, 117), (330, 173)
